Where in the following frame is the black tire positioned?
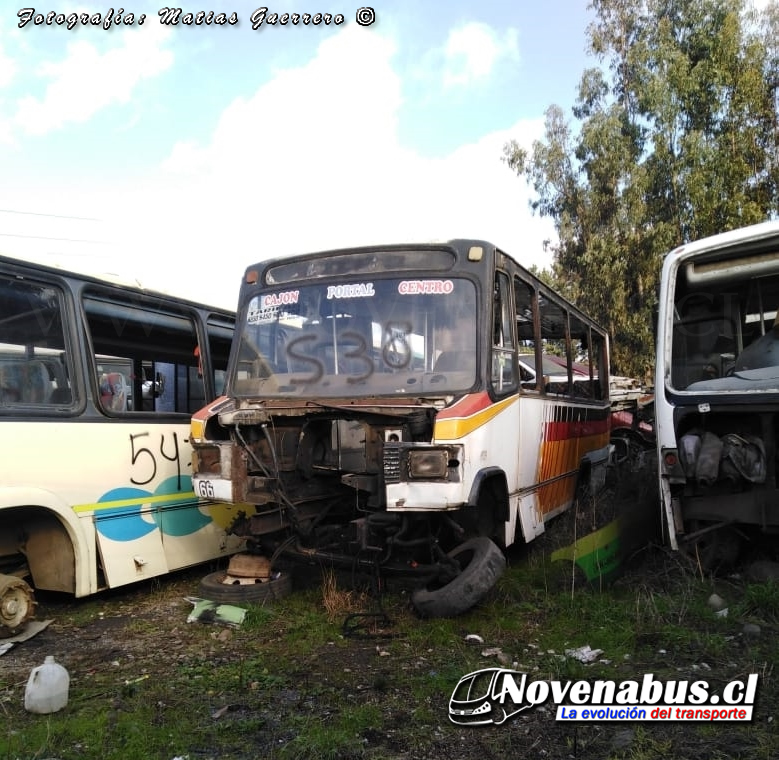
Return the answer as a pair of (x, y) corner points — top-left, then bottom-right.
(411, 537), (506, 618)
(198, 570), (292, 604)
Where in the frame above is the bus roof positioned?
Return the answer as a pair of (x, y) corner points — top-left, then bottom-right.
(0, 251), (234, 316)
(663, 219), (779, 265)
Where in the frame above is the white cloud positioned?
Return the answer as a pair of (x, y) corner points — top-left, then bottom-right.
(0, 106), (12, 144)
(0, 43), (16, 89)
(14, 23), (173, 136)
(0, 25), (18, 145)
(120, 26), (550, 307)
(3, 25), (553, 311)
(163, 27), (401, 178)
(442, 22), (519, 89)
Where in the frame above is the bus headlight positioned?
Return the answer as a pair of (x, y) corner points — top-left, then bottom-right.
(408, 449), (450, 479)
(191, 418), (205, 443)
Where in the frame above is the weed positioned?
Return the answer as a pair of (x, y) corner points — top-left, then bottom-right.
(278, 703), (382, 759)
(402, 614), (461, 650)
(321, 568), (369, 623)
(241, 601), (277, 635)
(617, 725), (673, 759)
(734, 581), (779, 623)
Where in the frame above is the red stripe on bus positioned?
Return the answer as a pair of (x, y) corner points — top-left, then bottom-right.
(435, 391), (492, 419)
(544, 418), (610, 442)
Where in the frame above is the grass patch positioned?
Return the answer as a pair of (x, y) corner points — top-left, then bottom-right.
(734, 580), (779, 624)
(279, 702), (384, 759)
(3, 548), (779, 759)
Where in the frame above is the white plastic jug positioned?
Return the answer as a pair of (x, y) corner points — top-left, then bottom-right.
(24, 655), (70, 714)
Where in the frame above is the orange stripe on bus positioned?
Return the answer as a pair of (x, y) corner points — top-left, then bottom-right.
(536, 432), (608, 514)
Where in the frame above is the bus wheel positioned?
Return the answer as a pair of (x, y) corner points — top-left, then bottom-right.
(411, 537), (506, 618)
(198, 570), (292, 604)
(687, 523), (742, 573)
(0, 574), (36, 638)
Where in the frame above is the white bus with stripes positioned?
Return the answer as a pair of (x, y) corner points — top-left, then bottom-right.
(190, 240), (612, 617)
(0, 254), (242, 635)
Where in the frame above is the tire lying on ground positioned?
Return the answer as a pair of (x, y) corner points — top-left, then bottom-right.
(198, 570), (292, 604)
(411, 536), (506, 618)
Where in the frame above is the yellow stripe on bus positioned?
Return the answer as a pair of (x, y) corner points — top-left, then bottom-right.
(73, 491), (198, 514)
(433, 396), (517, 440)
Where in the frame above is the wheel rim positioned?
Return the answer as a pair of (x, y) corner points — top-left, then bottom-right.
(0, 575), (35, 631)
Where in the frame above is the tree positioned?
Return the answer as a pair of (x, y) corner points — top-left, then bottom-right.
(504, 0), (779, 379)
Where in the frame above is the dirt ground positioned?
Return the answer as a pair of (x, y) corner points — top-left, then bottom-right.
(2, 542), (777, 760)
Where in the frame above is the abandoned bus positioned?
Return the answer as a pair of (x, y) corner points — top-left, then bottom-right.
(655, 220), (779, 568)
(0, 254), (243, 635)
(190, 240), (611, 616)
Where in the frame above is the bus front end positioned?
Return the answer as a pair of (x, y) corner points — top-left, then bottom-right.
(191, 244), (507, 617)
(655, 221), (779, 569)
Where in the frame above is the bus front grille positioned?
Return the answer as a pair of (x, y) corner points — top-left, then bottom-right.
(383, 445), (402, 484)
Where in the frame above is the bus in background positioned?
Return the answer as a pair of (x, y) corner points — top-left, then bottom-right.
(190, 239), (611, 617)
(655, 220), (779, 570)
(0, 254), (243, 635)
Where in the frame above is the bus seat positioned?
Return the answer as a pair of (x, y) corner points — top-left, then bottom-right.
(0, 361), (51, 403)
(0, 362), (23, 402)
(24, 361), (51, 403)
(50, 387), (72, 404)
(734, 316), (779, 372)
(100, 372), (128, 411)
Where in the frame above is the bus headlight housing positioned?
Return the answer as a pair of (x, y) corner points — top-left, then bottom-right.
(408, 448), (455, 479)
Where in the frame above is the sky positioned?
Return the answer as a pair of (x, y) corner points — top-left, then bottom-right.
(0, 1), (599, 310)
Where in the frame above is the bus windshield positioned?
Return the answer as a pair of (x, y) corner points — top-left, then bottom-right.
(232, 277), (478, 398)
(668, 251), (779, 392)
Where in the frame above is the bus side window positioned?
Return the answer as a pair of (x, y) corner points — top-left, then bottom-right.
(569, 315), (595, 399)
(84, 290), (202, 415)
(491, 272), (517, 394)
(0, 275), (74, 408)
(588, 330), (608, 400)
(514, 276), (539, 391)
(538, 295), (570, 395)
(207, 315), (235, 398)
